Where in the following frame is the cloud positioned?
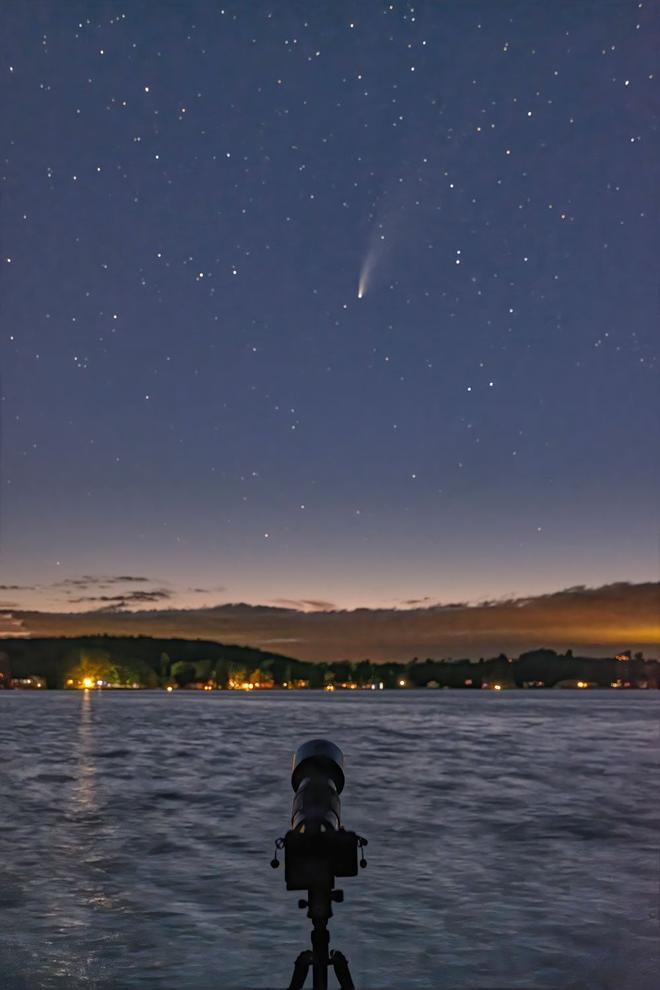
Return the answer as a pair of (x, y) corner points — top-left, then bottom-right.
(0, 584), (36, 591)
(57, 574), (153, 589)
(402, 598), (467, 609)
(67, 589), (172, 606)
(0, 612), (29, 637)
(259, 637), (304, 644)
(3, 581), (659, 662)
(106, 576), (152, 584)
(271, 598), (337, 611)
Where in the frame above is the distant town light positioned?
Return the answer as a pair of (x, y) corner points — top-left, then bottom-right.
(398, 679), (406, 686)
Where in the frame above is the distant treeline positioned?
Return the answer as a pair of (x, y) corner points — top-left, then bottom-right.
(0, 636), (658, 689)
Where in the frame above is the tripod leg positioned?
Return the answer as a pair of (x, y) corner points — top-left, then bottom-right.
(288, 949), (312, 990)
(330, 950), (355, 990)
(311, 923), (330, 990)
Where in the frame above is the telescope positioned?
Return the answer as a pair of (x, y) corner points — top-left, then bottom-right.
(271, 739), (368, 990)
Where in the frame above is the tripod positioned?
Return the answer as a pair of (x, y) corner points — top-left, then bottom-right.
(287, 884), (355, 990)
(270, 740), (368, 990)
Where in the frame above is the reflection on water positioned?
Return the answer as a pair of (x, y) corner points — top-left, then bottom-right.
(74, 690), (96, 818)
(0, 690), (658, 989)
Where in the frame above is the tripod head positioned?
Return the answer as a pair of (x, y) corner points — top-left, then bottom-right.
(270, 740), (368, 989)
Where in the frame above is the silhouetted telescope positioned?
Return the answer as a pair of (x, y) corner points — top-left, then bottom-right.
(271, 739), (368, 990)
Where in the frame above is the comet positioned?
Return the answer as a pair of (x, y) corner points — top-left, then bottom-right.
(357, 248), (376, 299)
(357, 171), (425, 299)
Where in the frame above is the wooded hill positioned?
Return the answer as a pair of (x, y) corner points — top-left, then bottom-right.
(0, 636), (658, 688)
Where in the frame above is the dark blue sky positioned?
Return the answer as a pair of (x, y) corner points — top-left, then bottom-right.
(1, 1), (657, 613)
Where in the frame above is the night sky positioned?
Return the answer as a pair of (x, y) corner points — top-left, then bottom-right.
(1, 2), (657, 618)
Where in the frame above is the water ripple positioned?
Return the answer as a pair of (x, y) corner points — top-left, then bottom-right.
(0, 690), (658, 989)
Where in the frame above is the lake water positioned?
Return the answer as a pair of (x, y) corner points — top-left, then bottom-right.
(0, 690), (658, 989)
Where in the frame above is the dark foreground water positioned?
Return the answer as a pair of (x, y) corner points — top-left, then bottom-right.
(0, 691), (658, 990)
